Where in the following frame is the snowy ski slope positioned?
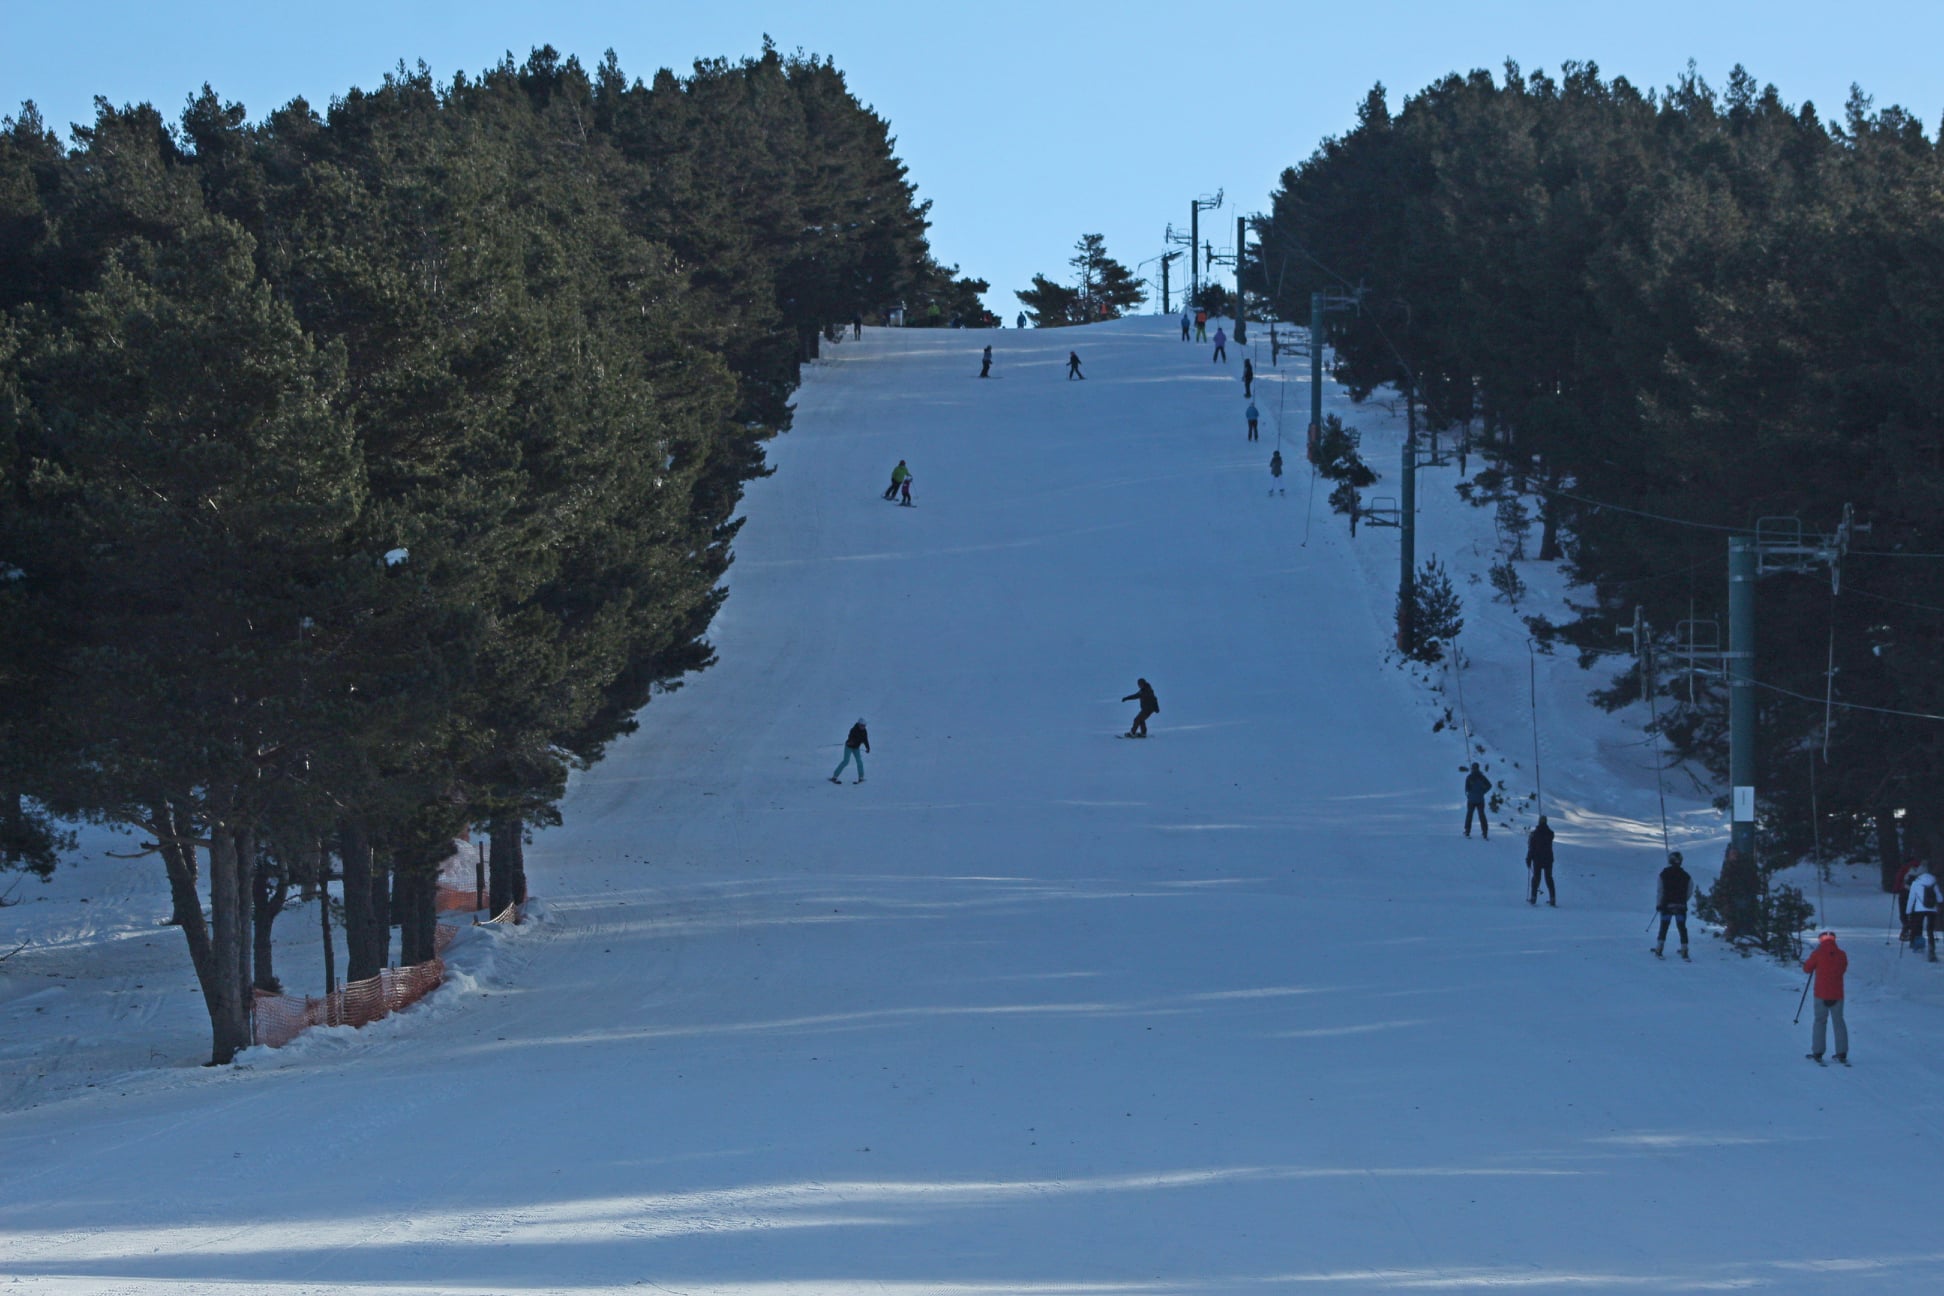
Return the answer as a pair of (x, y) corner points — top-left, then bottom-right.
(4, 317), (1942, 1293)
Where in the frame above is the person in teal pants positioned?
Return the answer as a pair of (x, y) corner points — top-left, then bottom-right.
(831, 719), (869, 783)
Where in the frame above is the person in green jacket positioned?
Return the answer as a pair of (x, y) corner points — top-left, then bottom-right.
(883, 459), (910, 500)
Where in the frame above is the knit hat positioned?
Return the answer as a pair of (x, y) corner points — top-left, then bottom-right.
(1668, 851), (1684, 867)
(1818, 931), (1836, 943)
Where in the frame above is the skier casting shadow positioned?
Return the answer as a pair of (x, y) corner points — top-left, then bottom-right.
(1067, 351), (1085, 380)
(1122, 678), (1159, 738)
(831, 718), (869, 784)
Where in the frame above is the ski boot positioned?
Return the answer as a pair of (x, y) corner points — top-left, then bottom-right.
(1678, 945), (1690, 960)
(1652, 942), (1664, 957)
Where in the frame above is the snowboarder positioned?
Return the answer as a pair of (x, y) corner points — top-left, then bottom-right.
(1180, 312), (1191, 341)
(1246, 401), (1260, 441)
(979, 344), (993, 378)
(1907, 860), (1940, 960)
(899, 474), (914, 506)
(1016, 311), (1027, 329)
(1122, 678), (1159, 738)
(1242, 357), (1255, 397)
(1462, 763), (1491, 839)
(1802, 930), (1848, 1064)
(1526, 814), (1556, 905)
(1194, 307), (1208, 341)
(1654, 851), (1692, 957)
(1067, 351), (1084, 380)
(883, 459), (911, 500)
(830, 718), (869, 784)
(852, 312), (863, 339)
(1269, 448), (1284, 495)
(1212, 327), (1228, 363)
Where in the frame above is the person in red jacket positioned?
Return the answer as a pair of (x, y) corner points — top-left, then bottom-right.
(1802, 930), (1848, 1065)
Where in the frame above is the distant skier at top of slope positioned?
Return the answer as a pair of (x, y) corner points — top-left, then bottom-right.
(1016, 311), (1027, 329)
(1462, 763), (1491, 839)
(1067, 351), (1084, 380)
(980, 345), (993, 378)
(1121, 678), (1159, 738)
(1212, 328), (1227, 363)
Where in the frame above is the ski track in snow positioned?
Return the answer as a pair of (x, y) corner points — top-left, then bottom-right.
(2, 317), (1940, 1293)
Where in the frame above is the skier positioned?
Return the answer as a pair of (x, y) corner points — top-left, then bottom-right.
(883, 459), (911, 500)
(1802, 930), (1849, 1064)
(1246, 401), (1260, 442)
(979, 344), (993, 378)
(1654, 851), (1692, 958)
(1016, 311), (1027, 329)
(899, 473), (914, 506)
(1242, 357), (1255, 397)
(1212, 327), (1228, 363)
(1067, 351), (1084, 380)
(1895, 853), (1922, 942)
(852, 311), (863, 339)
(830, 718), (869, 784)
(1907, 860), (1940, 960)
(1269, 448), (1284, 495)
(1180, 312), (1191, 341)
(1526, 814), (1556, 905)
(1195, 307), (1208, 341)
(1462, 763), (1491, 839)
(1121, 678), (1159, 738)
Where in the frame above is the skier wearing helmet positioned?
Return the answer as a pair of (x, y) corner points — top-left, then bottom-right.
(1654, 852), (1692, 958)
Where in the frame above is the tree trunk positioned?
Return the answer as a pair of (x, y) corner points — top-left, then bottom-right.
(1876, 807), (1903, 893)
(338, 819), (390, 982)
(1537, 464), (1562, 562)
(204, 788), (252, 1064)
(150, 799), (217, 1026)
(393, 854), (423, 966)
(252, 846), (287, 994)
(489, 815), (525, 915)
(233, 824), (255, 1029)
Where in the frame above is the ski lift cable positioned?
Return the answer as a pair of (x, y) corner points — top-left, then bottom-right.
(1641, 642), (1676, 858)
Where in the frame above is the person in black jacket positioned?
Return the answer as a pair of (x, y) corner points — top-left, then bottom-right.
(830, 719), (869, 784)
(1242, 356), (1255, 398)
(1526, 815), (1556, 905)
(1463, 763), (1491, 839)
(1067, 351), (1084, 380)
(979, 344), (993, 378)
(1655, 851), (1692, 957)
(1122, 679), (1159, 737)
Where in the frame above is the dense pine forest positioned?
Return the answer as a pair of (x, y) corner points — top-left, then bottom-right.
(0, 44), (980, 1061)
(1251, 62), (1944, 891)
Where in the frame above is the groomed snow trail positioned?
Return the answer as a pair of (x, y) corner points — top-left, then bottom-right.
(4, 319), (1941, 1293)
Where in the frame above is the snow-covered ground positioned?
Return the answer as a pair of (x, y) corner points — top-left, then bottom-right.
(4, 316), (1940, 1293)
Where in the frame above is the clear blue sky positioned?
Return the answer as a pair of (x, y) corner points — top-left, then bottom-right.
(5, 1), (1940, 317)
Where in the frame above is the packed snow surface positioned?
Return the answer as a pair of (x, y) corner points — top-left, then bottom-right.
(5, 317), (1941, 1293)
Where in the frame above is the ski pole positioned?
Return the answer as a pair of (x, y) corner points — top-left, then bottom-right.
(1792, 972), (1813, 1025)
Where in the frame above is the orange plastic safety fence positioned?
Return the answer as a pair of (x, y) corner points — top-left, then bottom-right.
(252, 927), (459, 1049)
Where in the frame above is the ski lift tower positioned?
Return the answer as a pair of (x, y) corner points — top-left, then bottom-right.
(1189, 190), (1222, 309)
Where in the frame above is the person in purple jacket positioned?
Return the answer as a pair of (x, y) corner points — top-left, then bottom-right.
(1212, 327), (1228, 363)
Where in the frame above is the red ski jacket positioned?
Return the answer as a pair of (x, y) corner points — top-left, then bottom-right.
(1803, 938), (1848, 1000)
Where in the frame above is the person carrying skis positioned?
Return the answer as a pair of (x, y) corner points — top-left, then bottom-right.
(1462, 763), (1491, 839)
(1194, 307), (1208, 341)
(830, 718), (869, 784)
(1654, 851), (1692, 958)
(1242, 357), (1255, 397)
(1269, 448), (1284, 495)
(1067, 351), (1084, 380)
(1246, 401), (1260, 442)
(979, 344), (993, 378)
(1122, 678), (1159, 738)
(1802, 930), (1849, 1064)
(1212, 327), (1228, 363)
(1907, 860), (1940, 960)
(883, 460), (911, 500)
(1526, 814), (1556, 905)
